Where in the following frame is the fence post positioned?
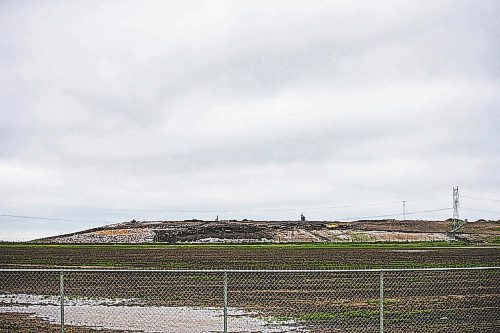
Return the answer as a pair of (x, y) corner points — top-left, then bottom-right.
(60, 269), (65, 333)
(379, 270), (384, 333)
(223, 271), (228, 333)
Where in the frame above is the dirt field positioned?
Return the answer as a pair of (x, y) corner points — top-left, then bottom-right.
(0, 268), (498, 332)
(1, 243), (499, 269)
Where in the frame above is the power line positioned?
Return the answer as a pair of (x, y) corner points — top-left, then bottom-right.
(461, 207), (500, 215)
(0, 201), (185, 213)
(462, 195), (500, 202)
(257, 201), (402, 212)
(338, 207), (453, 221)
(0, 207), (454, 224)
(0, 214), (113, 224)
(0, 198), (434, 214)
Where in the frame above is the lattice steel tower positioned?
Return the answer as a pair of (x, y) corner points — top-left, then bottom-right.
(453, 187), (459, 220)
(451, 186), (463, 232)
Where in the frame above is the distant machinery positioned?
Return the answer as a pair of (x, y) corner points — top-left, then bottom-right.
(300, 213), (306, 221)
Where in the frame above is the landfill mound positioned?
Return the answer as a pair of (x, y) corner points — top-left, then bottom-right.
(33, 219), (500, 244)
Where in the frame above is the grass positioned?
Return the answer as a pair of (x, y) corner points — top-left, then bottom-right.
(387, 309), (434, 323)
(0, 240), (488, 250)
(366, 299), (400, 306)
(299, 309), (379, 321)
(296, 308), (434, 323)
(192, 275), (224, 281)
(160, 262), (190, 269)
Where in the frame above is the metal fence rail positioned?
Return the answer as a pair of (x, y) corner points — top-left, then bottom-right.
(0, 267), (499, 332)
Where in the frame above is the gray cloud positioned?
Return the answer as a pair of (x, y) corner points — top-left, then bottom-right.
(1, 0), (500, 240)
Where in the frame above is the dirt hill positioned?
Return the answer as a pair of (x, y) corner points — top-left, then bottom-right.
(33, 219), (500, 244)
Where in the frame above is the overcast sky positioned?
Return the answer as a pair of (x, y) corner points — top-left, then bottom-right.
(1, 0), (499, 240)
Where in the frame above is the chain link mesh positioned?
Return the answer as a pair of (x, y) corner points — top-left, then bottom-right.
(384, 269), (500, 333)
(0, 268), (498, 332)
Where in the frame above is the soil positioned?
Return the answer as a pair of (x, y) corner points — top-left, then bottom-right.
(0, 269), (498, 332)
(0, 313), (120, 333)
(1, 245), (498, 270)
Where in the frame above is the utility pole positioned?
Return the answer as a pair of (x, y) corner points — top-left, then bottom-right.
(402, 201), (406, 221)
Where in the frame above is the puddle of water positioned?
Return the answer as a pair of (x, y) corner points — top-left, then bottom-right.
(0, 294), (302, 333)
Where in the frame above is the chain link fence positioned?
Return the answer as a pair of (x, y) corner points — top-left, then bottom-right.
(0, 267), (498, 332)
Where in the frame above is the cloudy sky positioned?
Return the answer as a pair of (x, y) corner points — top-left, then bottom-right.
(1, 0), (499, 240)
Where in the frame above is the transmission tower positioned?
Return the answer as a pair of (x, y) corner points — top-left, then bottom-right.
(453, 187), (459, 220)
(451, 186), (463, 232)
(402, 201), (406, 221)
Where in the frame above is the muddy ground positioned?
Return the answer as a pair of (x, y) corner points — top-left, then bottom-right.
(1, 244), (499, 269)
(0, 269), (498, 332)
(0, 313), (121, 333)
